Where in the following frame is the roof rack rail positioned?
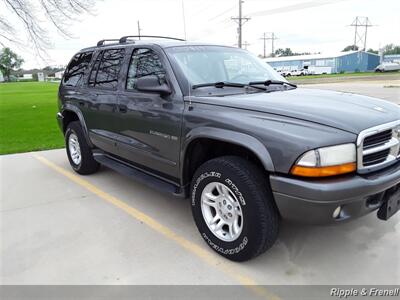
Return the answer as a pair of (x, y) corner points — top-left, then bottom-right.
(97, 39), (120, 47)
(119, 35), (186, 44)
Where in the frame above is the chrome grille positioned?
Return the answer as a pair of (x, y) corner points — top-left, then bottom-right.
(357, 121), (400, 173)
(363, 149), (390, 166)
(363, 129), (392, 149)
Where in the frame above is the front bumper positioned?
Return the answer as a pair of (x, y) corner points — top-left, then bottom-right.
(270, 161), (400, 224)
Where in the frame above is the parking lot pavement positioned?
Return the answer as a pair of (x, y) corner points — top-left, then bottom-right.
(301, 79), (400, 104)
(1, 149), (399, 286)
(1, 82), (399, 287)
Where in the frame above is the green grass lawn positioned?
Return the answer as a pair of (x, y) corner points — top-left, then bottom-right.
(0, 82), (64, 155)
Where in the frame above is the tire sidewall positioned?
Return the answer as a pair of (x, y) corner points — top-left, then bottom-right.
(65, 126), (82, 171)
(191, 164), (265, 259)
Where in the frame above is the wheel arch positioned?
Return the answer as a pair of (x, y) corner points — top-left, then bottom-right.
(181, 127), (275, 186)
(61, 104), (93, 147)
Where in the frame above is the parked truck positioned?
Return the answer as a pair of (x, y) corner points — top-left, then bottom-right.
(57, 36), (400, 261)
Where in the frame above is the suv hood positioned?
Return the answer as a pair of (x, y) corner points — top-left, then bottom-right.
(193, 88), (400, 134)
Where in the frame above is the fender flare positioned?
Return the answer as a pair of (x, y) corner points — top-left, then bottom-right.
(181, 127), (275, 175)
(61, 104), (93, 147)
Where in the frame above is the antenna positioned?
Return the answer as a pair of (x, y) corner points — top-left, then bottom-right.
(181, 0), (187, 40)
(137, 21), (142, 40)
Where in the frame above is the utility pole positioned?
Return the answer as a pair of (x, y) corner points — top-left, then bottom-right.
(260, 32), (278, 57)
(242, 41), (250, 50)
(137, 20), (142, 40)
(231, 0), (250, 48)
(364, 18), (371, 50)
(261, 32), (267, 58)
(352, 17), (358, 50)
(349, 17), (374, 51)
(271, 33), (276, 56)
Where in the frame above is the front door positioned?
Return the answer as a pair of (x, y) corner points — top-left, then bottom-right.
(116, 47), (184, 180)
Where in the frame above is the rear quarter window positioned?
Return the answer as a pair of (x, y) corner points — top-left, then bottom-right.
(88, 49), (125, 89)
(63, 51), (93, 87)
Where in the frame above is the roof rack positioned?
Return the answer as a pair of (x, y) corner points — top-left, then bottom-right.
(97, 39), (120, 47)
(119, 35), (186, 44)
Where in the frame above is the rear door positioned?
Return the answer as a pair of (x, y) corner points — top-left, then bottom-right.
(60, 50), (94, 118)
(116, 46), (184, 179)
(82, 48), (126, 155)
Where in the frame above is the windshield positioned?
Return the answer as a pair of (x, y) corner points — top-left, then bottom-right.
(166, 46), (286, 87)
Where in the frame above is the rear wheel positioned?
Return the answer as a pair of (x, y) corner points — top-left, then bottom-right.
(190, 156), (279, 261)
(65, 121), (99, 175)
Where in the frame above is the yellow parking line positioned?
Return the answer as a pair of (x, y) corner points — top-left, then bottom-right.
(34, 154), (280, 300)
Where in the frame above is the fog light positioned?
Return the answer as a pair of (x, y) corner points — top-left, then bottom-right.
(332, 206), (342, 219)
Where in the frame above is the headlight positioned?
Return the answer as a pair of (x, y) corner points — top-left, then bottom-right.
(291, 143), (356, 177)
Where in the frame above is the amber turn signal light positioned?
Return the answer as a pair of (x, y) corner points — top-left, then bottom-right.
(291, 162), (357, 177)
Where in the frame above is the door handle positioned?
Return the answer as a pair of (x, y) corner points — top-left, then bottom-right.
(119, 105), (127, 113)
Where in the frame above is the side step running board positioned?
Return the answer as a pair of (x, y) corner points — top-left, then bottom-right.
(93, 154), (184, 197)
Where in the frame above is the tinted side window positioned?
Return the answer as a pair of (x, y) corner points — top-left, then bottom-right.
(89, 49), (125, 89)
(63, 51), (93, 86)
(126, 48), (166, 90)
(88, 53), (102, 87)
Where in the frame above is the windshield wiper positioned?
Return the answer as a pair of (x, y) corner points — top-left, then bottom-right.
(192, 81), (246, 89)
(248, 80), (297, 88)
(192, 81), (266, 91)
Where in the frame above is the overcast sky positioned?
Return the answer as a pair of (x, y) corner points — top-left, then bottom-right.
(5, 0), (400, 69)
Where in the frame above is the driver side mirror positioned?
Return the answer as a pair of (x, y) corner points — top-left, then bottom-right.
(136, 75), (172, 95)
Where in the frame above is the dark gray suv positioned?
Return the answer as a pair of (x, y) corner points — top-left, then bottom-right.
(57, 36), (400, 261)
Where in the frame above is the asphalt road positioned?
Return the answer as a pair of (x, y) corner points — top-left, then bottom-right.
(1, 83), (399, 295)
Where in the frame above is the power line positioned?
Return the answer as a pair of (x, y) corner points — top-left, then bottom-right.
(231, 0), (250, 48)
(249, 0), (348, 17)
(260, 32), (278, 57)
(208, 4), (236, 22)
(349, 16), (374, 51)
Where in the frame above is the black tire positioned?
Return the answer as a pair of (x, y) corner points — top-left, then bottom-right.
(65, 121), (99, 175)
(190, 156), (279, 262)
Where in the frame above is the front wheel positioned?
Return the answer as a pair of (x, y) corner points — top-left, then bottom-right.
(190, 156), (279, 261)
